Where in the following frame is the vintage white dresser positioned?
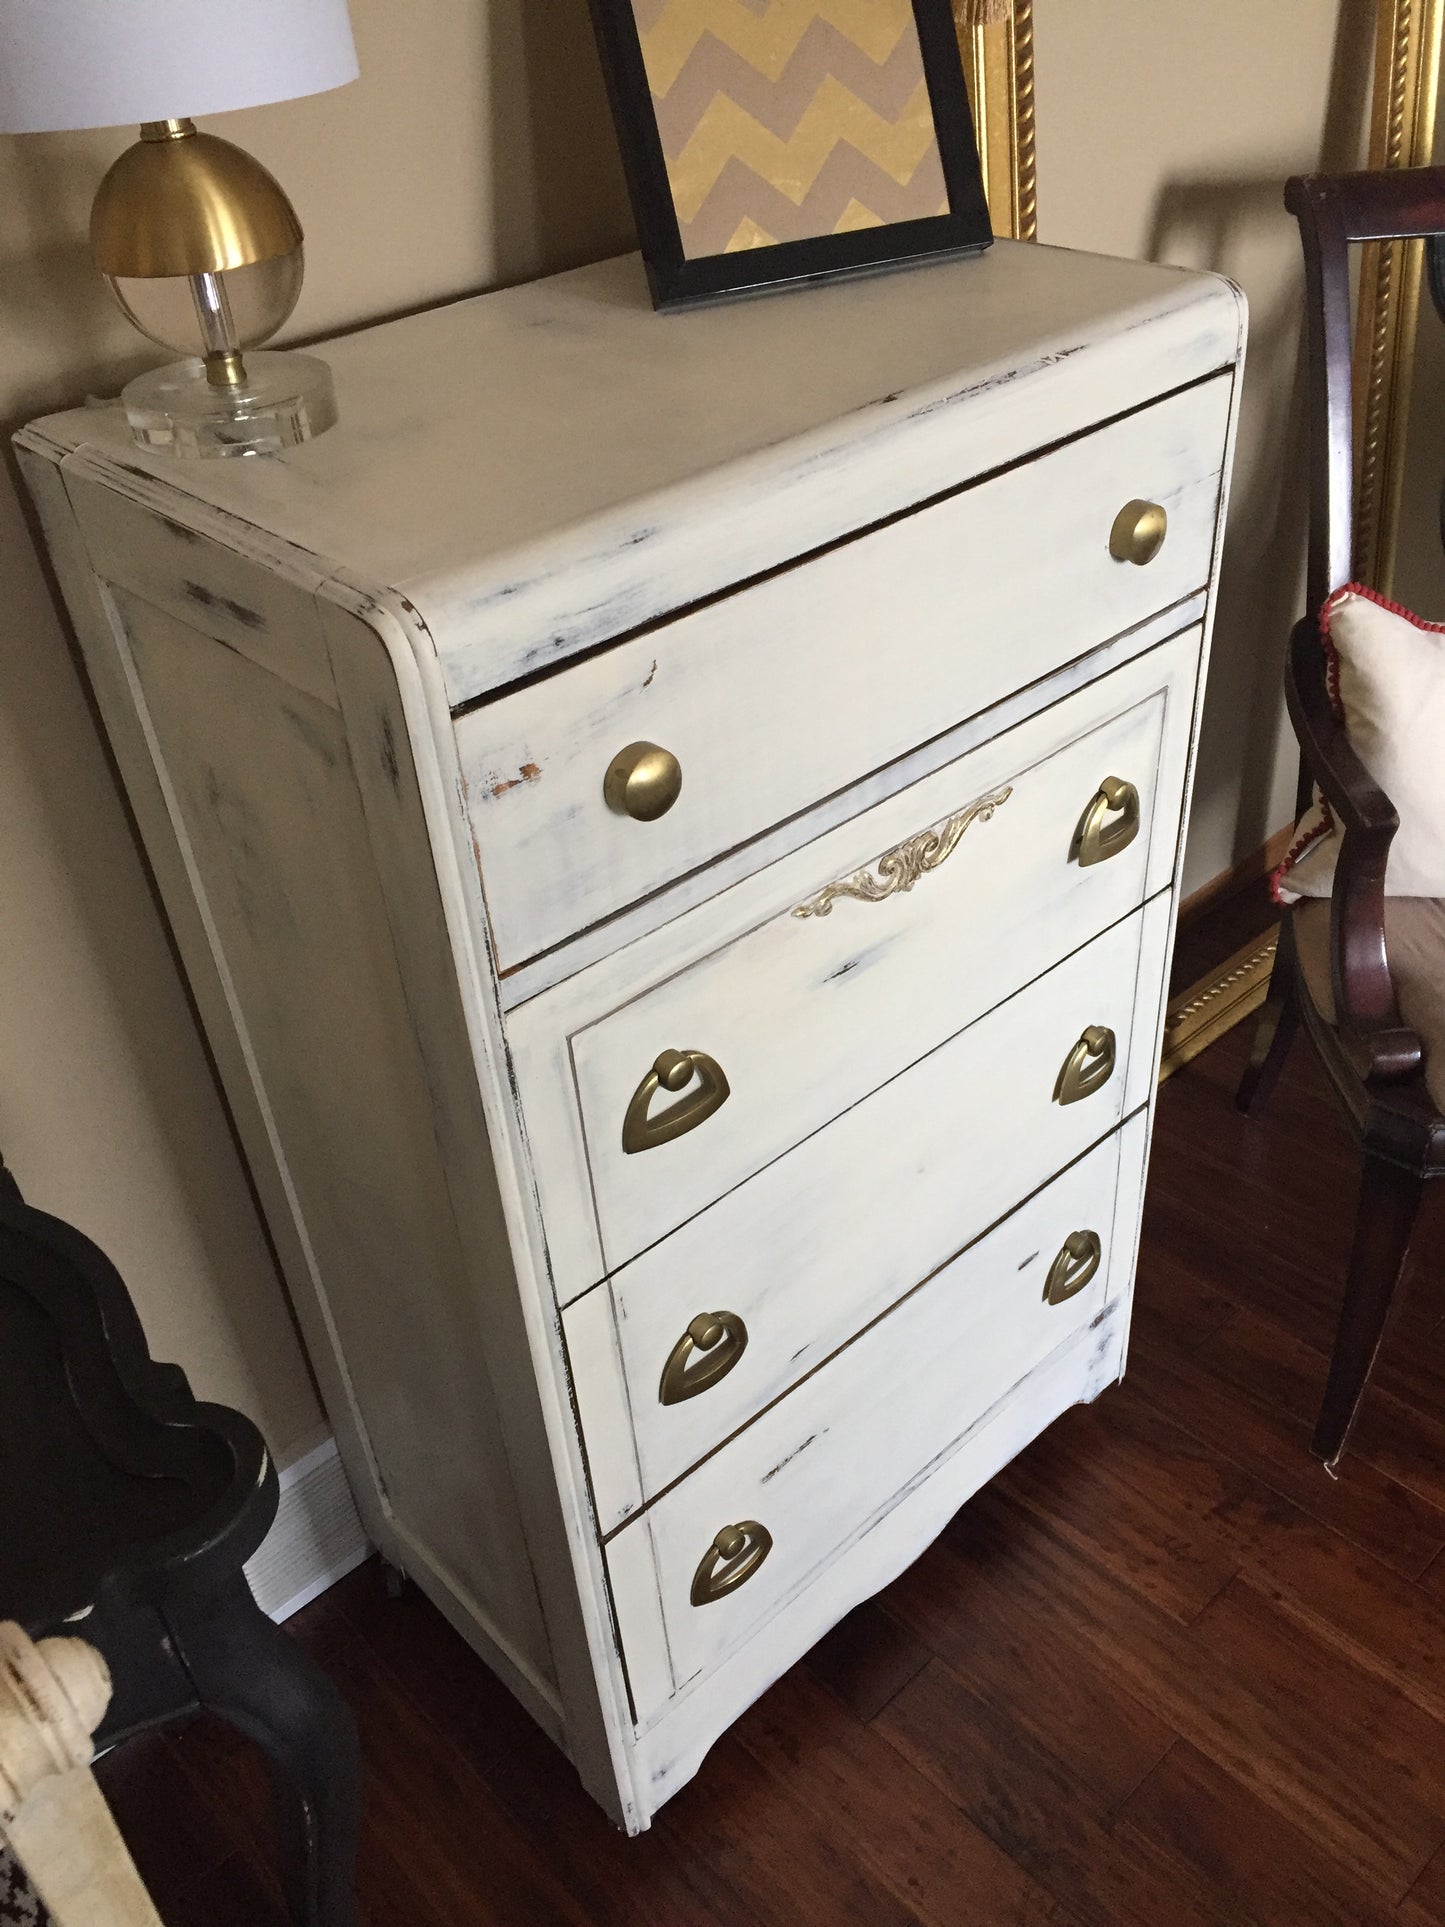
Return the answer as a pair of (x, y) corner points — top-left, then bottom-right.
(18, 240), (1244, 1832)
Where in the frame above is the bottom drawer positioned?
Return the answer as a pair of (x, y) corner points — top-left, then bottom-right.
(608, 1112), (1148, 1723)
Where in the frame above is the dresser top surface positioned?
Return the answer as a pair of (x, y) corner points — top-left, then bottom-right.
(24, 241), (1243, 708)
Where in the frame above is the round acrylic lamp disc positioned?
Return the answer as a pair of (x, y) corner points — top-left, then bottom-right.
(123, 351), (337, 459)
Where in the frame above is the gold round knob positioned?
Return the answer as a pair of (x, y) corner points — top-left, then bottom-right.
(1108, 499), (1168, 566)
(603, 741), (682, 821)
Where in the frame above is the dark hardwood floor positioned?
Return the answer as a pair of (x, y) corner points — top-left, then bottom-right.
(97, 1008), (1445, 1926)
(1168, 874), (1276, 996)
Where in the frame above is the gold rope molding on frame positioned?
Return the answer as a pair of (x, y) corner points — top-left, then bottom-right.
(1158, 930), (1280, 1085)
(1162, 1), (1441, 1079)
(1353, 0), (1445, 588)
(793, 786), (1012, 918)
(955, 0), (1036, 241)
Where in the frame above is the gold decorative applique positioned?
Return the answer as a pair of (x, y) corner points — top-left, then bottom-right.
(793, 785), (1012, 918)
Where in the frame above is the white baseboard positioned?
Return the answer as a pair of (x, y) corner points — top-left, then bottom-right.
(244, 1436), (372, 1622)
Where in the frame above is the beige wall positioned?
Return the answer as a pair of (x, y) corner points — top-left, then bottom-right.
(0, 0), (634, 1462)
(1034, 0), (1374, 895)
(0, 0), (1371, 1460)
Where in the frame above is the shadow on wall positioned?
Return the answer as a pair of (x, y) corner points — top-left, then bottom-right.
(1140, 0), (1375, 871)
(489, 0), (636, 286)
(0, 134), (154, 424)
(1148, 173), (1313, 863)
(0, 77), (312, 1418)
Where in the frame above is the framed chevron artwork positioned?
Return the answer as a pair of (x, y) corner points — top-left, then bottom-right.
(587, 0), (992, 307)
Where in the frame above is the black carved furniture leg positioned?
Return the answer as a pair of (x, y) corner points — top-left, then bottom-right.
(165, 1575), (361, 1927)
(1313, 1153), (1424, 1470)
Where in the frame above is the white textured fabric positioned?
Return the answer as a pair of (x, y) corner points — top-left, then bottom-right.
(0, 0), (357, 132)
(1276, 586), (1445, 903)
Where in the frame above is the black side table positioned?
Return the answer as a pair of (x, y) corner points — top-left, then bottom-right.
(0, 1161), (360, 1927)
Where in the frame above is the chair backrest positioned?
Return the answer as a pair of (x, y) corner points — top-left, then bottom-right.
(1286, 166), (1445, 615)
(0, 1166), (274, 1631)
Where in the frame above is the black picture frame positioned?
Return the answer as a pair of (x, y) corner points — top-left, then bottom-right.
(586, 0), (993, 309)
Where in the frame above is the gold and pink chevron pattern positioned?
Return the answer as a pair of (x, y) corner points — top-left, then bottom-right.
(630, 0), (950, 258)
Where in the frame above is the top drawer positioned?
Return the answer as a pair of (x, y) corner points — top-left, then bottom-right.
(458, 373), (1231, 969)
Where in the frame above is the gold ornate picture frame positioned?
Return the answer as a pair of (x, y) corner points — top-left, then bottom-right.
(1351, 0), (1445, 587)
(955, 0), (1036, 241)
(1164, 1), (1445, 1084)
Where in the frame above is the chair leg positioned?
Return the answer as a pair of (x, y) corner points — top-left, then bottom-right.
(1313, 1152), (1424, 1471)
(164, 1576), (360, 1927)
(1237, 970), (1301, 1116)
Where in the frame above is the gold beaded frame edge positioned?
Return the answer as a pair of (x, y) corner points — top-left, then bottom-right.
(1352, 0), (1445, 590)
(955, 0), (1036, 241)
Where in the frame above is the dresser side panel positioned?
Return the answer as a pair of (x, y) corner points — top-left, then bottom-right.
(105, 587), (561, 1692)
(20, 451), (584, 1741)
(16, 447), (379, 1499)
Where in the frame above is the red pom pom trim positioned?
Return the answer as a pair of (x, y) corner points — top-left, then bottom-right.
(1271, 582), (1444, 902)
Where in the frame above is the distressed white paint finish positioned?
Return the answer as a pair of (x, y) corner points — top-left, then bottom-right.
(514, 628), (1201, 1300)
(111, 586), (559, 1700)
(608, 1118), (1145, 1724)
(498, 590), (1209, 1009)
(17, 242), (1244, 1832)
(632, 1113), (1149, 1804)
(22, 248), (1240, 708)
(570, 897), (1173, 1531)
(461, 375), (1231, 967)
(18, 456), (636, 1815)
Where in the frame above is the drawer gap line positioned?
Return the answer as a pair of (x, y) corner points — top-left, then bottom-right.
(498, 608), (1205, 992)
(566, 889), (1172, 1309)
(599, 1100), (1151, 1542)
(451, 362), (1234, 718)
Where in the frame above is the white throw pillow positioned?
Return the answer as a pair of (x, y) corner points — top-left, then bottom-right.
(1273, 584), (1445, 902)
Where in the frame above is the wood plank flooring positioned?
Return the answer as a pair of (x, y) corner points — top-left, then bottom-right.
(96, 1014), (1445, 1925)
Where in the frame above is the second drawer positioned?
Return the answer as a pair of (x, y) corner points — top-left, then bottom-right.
(562, 629), (1198, 1276)
(568, 898), (1168, 1527)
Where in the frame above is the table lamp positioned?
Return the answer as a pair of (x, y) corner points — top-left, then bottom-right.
(0, 0), (358, 457)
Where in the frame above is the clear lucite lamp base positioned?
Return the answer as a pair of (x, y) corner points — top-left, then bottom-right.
(122, 351), (337, 458)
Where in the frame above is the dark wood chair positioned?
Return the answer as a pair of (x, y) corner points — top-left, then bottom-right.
(1239, 166), (1445, 1469)
(0, 1158), (361, 1925)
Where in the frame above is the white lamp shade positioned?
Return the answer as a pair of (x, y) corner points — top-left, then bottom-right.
(0, 0), (359, 133)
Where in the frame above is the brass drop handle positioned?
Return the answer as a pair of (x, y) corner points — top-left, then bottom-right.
(690, 1520), (773, 1607)
(659, 1311), (749, 1406)
(1054, 1026), (1117, 1106)
(1044, 1230), (1102, 1306)
(604, 741), (682, 821)
(1109, 499), (1168, 566)
(622, 1048), (730, 1154)
(1073, 776), (1141, 867)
